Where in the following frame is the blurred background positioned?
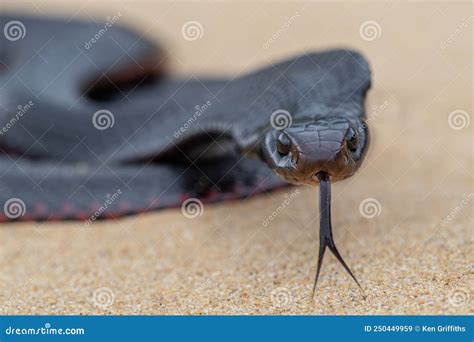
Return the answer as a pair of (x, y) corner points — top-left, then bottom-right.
(0, 1), (472, 314)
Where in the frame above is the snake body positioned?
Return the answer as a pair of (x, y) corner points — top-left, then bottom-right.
(1, 15), (371, 289)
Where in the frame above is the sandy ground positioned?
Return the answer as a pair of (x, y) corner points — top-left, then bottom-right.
(0, 1), (472, 315)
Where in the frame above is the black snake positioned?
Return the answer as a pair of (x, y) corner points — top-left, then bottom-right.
(0, 15), (371, 291)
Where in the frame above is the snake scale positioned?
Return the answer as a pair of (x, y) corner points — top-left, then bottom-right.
(0, 15), (371, 290)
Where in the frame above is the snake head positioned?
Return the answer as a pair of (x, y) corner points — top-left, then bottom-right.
(260, 118), (369, 185)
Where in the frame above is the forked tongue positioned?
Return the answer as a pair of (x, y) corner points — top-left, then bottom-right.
(312, 172), (362, 298)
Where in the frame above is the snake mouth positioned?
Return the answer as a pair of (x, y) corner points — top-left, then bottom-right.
(260, 121), (361, 185)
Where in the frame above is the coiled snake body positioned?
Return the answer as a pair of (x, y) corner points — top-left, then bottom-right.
(0, 15), (371, 290)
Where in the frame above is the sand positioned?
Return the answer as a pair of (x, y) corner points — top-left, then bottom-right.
(0, 0), (472, 315)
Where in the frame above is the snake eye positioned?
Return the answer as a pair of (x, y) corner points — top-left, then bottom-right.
(346, 128), (359, 152)
(276, 132), (291, 155)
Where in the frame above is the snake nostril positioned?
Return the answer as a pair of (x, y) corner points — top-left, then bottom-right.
(276, 132), (291, 156)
